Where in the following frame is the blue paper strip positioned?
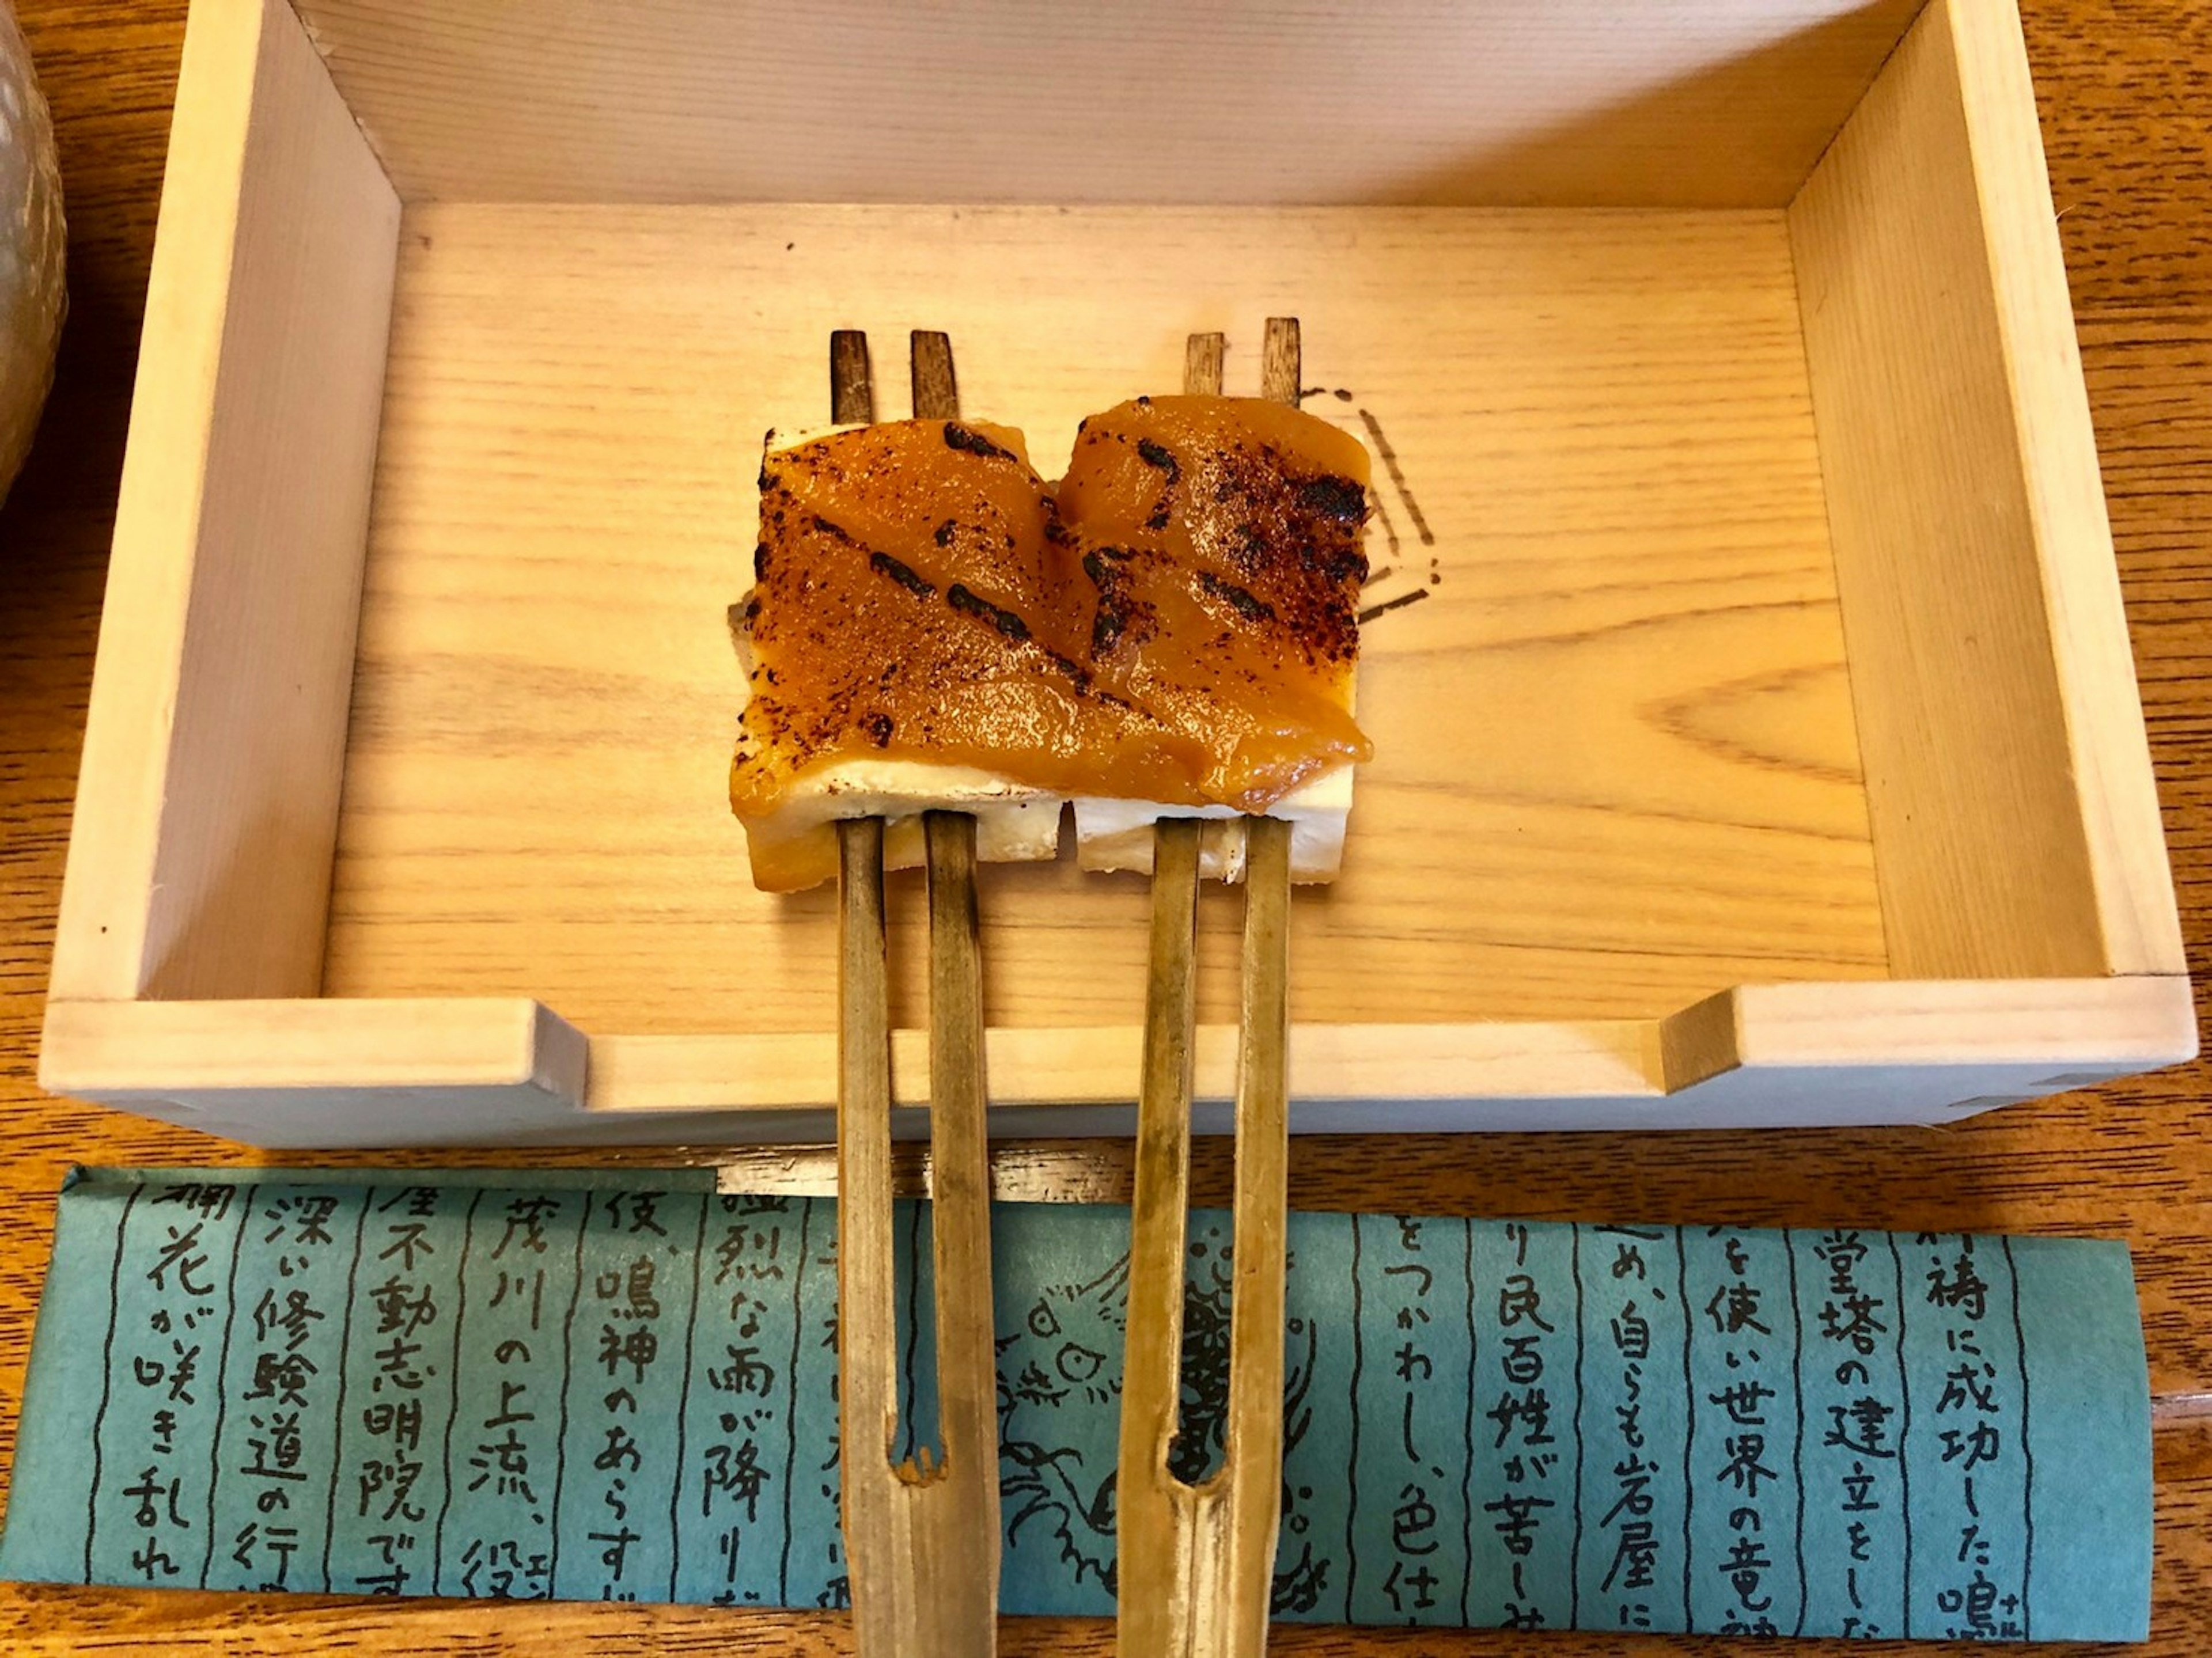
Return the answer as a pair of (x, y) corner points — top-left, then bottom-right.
(0, 1170), (2150, 1640)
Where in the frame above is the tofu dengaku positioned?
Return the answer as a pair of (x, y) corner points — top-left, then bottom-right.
(730, 399), (1373, 891)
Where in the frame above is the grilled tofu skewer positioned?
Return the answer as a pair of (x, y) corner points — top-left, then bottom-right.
(1116, 321), (1302, 1658)
(833, 328), (1001, 1657)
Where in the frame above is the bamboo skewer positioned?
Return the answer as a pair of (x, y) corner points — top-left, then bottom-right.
(827, 320), (1307, 1653)
(1116, 321), (1302, 1658)
(832, 328), (1001, 1657)
(830, 327), (874, 427)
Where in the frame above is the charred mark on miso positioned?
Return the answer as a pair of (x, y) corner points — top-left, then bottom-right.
(1296, 474), (1368, 523)
(862, 712), (895, 747)
(1045, 649), (1093, 692)
(1138, 438), (1181, 530)
(942, 422), (1016, 462)
(933, 519), (957, 547)
(1327, 548), (1369, 584)
(947, 583), (1031, 642)
(1197, 570), (1276, 624)
(1082, 550), (1126, 589)
(1084, 545), (1138, 654)
(870, 550), (936, 599)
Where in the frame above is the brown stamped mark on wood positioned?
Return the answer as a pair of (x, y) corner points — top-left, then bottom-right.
(1302, 385), (1439, 627)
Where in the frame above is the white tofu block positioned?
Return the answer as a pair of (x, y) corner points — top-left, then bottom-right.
(741, 755), (1065, 876)
(1071, 762), (1353, 884)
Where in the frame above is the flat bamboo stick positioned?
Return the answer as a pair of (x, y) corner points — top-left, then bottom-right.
(911, 326), (960, 424)
(831, 327), (874, 425)
(912, 329), (1002, 1649)
(832, 327), (1000, 1656)
(1115, 321), (1302, 1658)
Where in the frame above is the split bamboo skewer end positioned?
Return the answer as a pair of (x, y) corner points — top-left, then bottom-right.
(831, 327), (1000, 1657)
(831, 318), (1307, 1656)
(1115, 321), (1304, 1658)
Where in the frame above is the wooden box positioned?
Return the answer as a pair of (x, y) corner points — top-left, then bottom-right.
(40, 0), (2194, 1148)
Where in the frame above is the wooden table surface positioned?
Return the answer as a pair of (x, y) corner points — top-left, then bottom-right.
(2, 1), (2209, 1652)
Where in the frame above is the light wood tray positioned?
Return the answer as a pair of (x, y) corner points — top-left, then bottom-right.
(39, 0), (2193, 1147)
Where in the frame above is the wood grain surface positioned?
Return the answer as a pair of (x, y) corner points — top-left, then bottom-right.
(44, 0), (400, 1009)
(1790, 0), (2182, 984)
(0, 1), (2207, 1654)
(278, 0), (1925, 209)
(324, 200), (1881, 1039)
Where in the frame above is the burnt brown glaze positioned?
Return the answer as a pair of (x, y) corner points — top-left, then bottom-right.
(731, 403), (1374, 886)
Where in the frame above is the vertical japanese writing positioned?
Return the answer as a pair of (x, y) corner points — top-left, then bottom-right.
(440, 1191), (589, 1598)
(1573, 1226), (1688, 1634)
(1906, 1234), (2029, 1640)
(208, 1187), (351, 1589)
(1344, 1215), (1471, 1625)
(86, 1183), (249, 1587)
(552, 1189), (707, 1601)
(1683, 1226), (1802, 1634)
(327, 1185), (471, 1595)
(778, 1198), (845, 1613)
(83, 1184), (143, 1579)
(1466, 1219), (1579, 1630)
(674, 1194), (802, 1604)
(27, 1175), (2131, 1638)
(1796, 1227), (1909, 1637)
